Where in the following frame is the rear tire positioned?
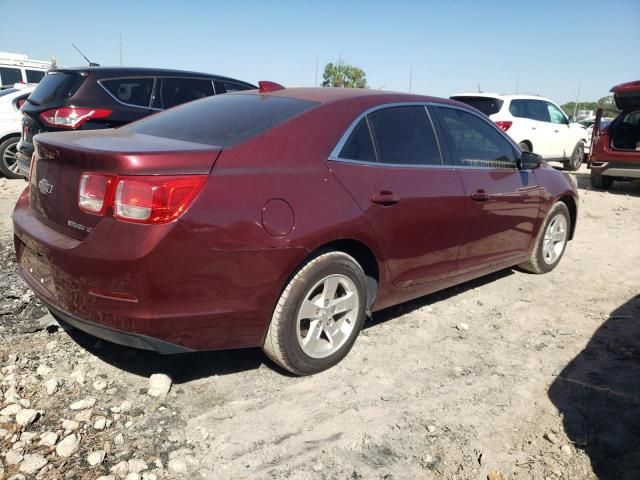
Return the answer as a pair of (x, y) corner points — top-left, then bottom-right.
(563, 141), (584, 171)
(590, 173), (613, 190)
(0, 136), (22, 179)
(519, 202), (570, 274)
(263, 251), (367, 375)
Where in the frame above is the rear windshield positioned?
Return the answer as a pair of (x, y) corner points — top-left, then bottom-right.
(123, 93), (318, 147)
(451, 96), (503, 116)
(28, 72), (85, 106)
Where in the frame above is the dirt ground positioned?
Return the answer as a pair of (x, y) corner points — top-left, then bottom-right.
(1, 166), (639, 480)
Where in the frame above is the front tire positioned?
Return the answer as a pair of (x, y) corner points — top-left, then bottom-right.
(519, 202), (570, 274)
(563, 141), (584, 171)
(590, 173), (613, 190)
(0, 136), (22, 179)
(263, 251), (367, 375)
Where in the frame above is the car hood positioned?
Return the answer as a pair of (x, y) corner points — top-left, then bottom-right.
(611, 80), (640, 111)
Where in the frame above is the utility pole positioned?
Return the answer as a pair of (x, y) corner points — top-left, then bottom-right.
(119, 33), (123, 66)
(573, 81), (581, 119)
(409, 64), (412, 93)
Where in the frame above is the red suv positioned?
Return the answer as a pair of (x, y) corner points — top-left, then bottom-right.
(590, 80), (640, 189)
(13, 87), (578, 375)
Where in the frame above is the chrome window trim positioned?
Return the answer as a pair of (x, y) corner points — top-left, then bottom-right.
(98, 75), (218, 111)
(329, 101), (521, 169)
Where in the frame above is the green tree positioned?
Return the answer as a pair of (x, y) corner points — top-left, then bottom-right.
(322, 60), (368, 88)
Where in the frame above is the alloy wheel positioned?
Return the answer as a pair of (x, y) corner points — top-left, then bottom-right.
(542, 214), (568, 265)
(296, 274), (360, 359)
(2, 141), (20, 175)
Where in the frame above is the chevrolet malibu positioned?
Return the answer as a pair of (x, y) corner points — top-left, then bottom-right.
(13, 86), (578, 375)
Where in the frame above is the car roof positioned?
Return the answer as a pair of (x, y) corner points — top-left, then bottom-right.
(243, 87), (464, 108)
(51, 66), (256, 86)
(451, 92), (552, 102)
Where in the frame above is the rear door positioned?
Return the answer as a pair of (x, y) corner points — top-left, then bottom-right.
(509, 99), (554, 157)
(433, 105), (541, 272)
(329, 105), (467, 287)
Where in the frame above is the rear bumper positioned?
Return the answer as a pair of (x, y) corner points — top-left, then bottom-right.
(45, 300), (193, 354)
(13, 188), (307, 352)
(16, 150), (31, 178)
(591, 161), (640, 178)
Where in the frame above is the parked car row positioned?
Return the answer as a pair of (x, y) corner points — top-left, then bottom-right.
(12, 82), (579, 375)
(450, 93), (589, 170)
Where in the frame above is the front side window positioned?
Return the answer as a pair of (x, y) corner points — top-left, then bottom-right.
(101, 78), (154, 108)
(338, 118), (376, 162)
(154, 78), (215, 109)
(367, 106), (441, 166)
(436, 107), (517, 168)
(546, 102), (567, 124)
(25, 70), (45, 83)
(0, 67), (22, 86)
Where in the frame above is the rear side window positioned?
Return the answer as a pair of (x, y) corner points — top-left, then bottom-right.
(28, 72), (85, 106)
(451, 96), (503, 116)
(25, 70), (45, 83)
(0, 67), (22, 86)
(124, 93), (318, 147)
(510, 99), (550, 122)
(214, 81), (253, 94)
(101, 78), (154, 108)
(338, 118), (376, 162)
(154, 78), (215, 109)
(368, 106), (441, 166)
(436, 107), (516, 168)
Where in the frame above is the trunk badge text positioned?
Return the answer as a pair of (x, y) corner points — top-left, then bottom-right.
(38, 179), (54, 195)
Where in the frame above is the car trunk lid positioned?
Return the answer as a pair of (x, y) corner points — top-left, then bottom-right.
(29, 129), (221, 239)
(611, 80), (640, 111)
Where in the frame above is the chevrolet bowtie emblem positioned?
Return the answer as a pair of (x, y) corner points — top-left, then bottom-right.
(38, 178), (54, 195)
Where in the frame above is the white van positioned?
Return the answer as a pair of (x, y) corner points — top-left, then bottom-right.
(0, 52), (52, 89)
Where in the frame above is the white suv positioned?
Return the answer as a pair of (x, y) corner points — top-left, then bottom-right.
(450, 93), (588, 170)
(0, 84), (35, 178)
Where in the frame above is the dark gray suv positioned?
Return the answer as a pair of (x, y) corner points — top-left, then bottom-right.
(16, 67), (255, 177)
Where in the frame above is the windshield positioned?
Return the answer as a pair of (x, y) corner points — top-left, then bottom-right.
(124, 93), (318, 148)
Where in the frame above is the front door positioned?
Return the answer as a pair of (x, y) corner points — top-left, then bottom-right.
(328, 105), (467, 287)
(433, 105), (542, 272)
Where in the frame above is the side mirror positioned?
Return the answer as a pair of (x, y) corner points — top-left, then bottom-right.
(517, 151), (541, 170)
(567, 116), (575, 123)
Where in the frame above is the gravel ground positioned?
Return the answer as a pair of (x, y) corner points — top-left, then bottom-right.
(1, 167), (639, 480)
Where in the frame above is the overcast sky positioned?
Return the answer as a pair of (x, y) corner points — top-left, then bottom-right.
(2, 0), (638, 104)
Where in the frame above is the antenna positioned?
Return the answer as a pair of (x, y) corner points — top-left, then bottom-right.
(477, 83), (482, 93)
(72, 44), (100, 67)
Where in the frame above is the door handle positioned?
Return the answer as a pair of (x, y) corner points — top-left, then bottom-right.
(531, 127), (537, 130)
(370, 191), (400, 206)
(554, 129), (560, 133)
(470, 190), (490, 202)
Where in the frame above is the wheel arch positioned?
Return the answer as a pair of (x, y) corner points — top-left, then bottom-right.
(519, 140), (533, 152)
(558, 195), (577, 240)
(0, 132), (21, 146)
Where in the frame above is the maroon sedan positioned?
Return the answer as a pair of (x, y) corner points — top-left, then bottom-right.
(13, 86), (578, 375)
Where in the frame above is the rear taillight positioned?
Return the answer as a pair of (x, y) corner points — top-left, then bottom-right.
(39, 107), (112, 129)
(78, 173), (206, 224)
(495, 121), (513, 132)
(16, 99), (26, 109)
(79, 173), (115, 215)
